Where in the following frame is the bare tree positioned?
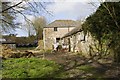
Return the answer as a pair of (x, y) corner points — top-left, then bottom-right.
(0, 0), (52, 33)
(32, 16), (46, 40)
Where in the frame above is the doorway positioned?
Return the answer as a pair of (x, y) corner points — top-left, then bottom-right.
(56, 38), (60, 43)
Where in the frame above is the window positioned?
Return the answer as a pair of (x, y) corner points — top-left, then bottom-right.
(56, 38), (60, 42)
(54, 27), (57, 31)
(80, 34), (86, 42)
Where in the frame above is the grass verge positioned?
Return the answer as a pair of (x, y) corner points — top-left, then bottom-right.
(2, 58), (60, 78)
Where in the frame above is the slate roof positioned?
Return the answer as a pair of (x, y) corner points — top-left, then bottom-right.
(45, 20), (78, 28)
(1, 41), (16, 44)
(62, 25), (82, 38)
(0, 38), (15, 44)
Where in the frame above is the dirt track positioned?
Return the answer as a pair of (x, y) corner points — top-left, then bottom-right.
(39, 51), (120, 78)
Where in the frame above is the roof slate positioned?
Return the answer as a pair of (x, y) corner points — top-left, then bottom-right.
(45, 20), (78, 28)
(62, 25), (82, 38)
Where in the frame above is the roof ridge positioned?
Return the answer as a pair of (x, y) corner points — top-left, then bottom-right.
(46, 19), (77, 28)
(55, 19), (76, 21)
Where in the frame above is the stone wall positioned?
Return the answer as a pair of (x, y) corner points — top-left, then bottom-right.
(63, 31), (94, 56)
(43, 27), (75, 49)
(2, 44), (16, 49)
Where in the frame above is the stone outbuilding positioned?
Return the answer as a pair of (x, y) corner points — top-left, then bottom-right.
(62, 24), (93, 55)
(0, 39), (16, 49)
(43, 20), (78, 50)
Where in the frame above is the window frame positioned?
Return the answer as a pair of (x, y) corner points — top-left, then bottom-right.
(54, 27), (58, 31)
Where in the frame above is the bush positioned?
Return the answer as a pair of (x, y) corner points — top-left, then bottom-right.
(2, 58), (60, 78)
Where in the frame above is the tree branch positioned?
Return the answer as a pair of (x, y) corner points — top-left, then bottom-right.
(39, 3), (53, 16)
(1, 1), (23, 13)
(102, 3), (119, 29)
(1, 19), (13, 25)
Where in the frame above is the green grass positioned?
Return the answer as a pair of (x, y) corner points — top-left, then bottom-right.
(76, 65), (105, 78)
(0, 70), (2, 79)
(76, 65), (95, 72)
(2, 58), (61, 78)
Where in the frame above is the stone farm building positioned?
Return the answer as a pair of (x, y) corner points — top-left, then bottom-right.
(43, 19), (94, 56)
(62, 24), (93, 55)
(43, 20), (78, 49)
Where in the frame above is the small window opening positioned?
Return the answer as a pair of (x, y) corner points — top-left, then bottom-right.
(54, 27), (57, 31)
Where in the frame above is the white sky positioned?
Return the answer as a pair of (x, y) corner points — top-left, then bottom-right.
(3, 0), (119, 2)
(2, 0), (101, 36)
(46, 2), (99, 22)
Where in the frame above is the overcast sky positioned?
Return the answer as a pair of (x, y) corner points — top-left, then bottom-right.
(3, 0), (100, 36)
(46, 1), (100, 22)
